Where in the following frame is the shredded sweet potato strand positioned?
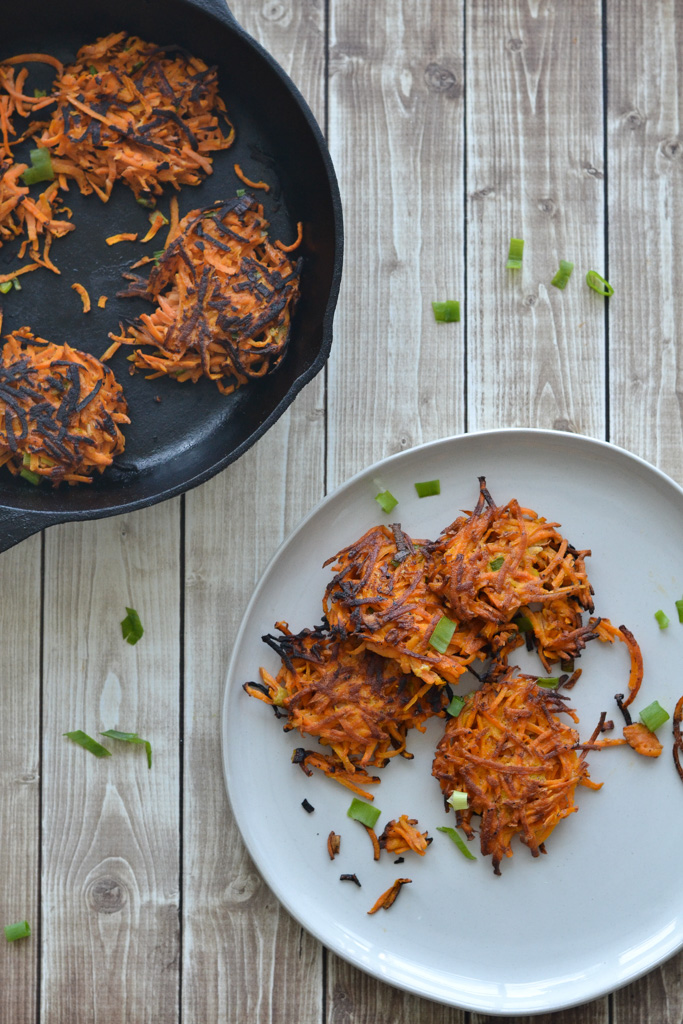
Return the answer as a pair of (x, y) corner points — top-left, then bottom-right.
(0, 160), (74, 278)
(379, 816), (430, 857)
(367, 878), (412, 914)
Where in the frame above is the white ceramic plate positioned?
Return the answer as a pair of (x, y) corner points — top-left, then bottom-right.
(222, 429), (683, 1015)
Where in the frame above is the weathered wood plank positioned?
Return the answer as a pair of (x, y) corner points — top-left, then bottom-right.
(327, 0), (466, 490)
(467, 0), (606, 439)
(325, 0), (466, 1019)
(0, 535), (41, 1024)
(40, 507), (180, 1023)
(182, 0), (327, 1021)
(607, 0), (683, 1016)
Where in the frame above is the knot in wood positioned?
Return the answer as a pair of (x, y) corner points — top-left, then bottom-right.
(660, 137), (682, 160)
(505, 37), (524, 53)
(553, 418), (574, 433)
(424, 63), (459, 96)
(524, 294), (538, 307)
(583, 163), (604, 179)
(87, 876), (127, 914)
(537, 198), (556, 216)
(624, 109), (644, 130)
(471, 186), (495, 200)
(262, 0), (288, 22)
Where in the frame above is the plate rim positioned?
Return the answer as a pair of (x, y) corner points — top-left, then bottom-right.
(221, 427), (683, 1015)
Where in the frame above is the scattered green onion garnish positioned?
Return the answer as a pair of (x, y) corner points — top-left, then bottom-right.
(12, 277), (21, 291)
(0, 281), (13, 294)
(63, 730), (112, 758)
(655, 609), (670, 629)
(20, 147), (54, 186)
(639, 700), (670, 733)
(4, 920), (31, 942)
(436, 825), (476, 860)
(347, 797), (381, 829)
(431, 300), (460, 322)
(513, 613), (533, 632)
(100, 730), (152, 769)
(506, 237), (524, 269)
(586, 270), (614, 296)
(429, 615), (456, 654)
(89, 65), (98, 74)
(488, 554), (505, 571)
(375, 489), (398, 513)
(676, 598), (683, 623)
(236, 188), (246, 197)
(33, 88), (47, 98)
(446, 695), (465, 717)
(149, 210), (168, 226)
(121, 607), (144, 645)
(447, 790), (468, 812)
(19, 468), (40, 485)
(136, 196), (156, 209)
(551, 260), (574, 289)
(414, 479), (440, 498)
(536, 676), (560, 689)
(152, 249), (165, 265)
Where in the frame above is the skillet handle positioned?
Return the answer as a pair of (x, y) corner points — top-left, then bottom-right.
(0, 507), (53, 554)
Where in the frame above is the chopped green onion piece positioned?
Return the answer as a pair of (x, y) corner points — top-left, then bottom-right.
(560, 659), (575, 673)
(414, 479), (440, 498)
(19, 468), (40, 485)
(436, 825), (476, 860)
(446, 695), (465, 717)
(506, 237), (524, 269)
(488, 554), (505, 571)
(347, 797), (381, 829)
(4, 920), (31, 942)
(121, 607), (144, 645)
(431, 300), (460, 322)
(586, 270), (614, 296)
(20, 147), (54, 185)
(150, 210), (168, 226)
(639, 700), (670, 733)
(551, 260), (574, 289)
(676, 598), (683, 623)
(513, 613), (533, 633)
(33, 88), (47, 98)
(12, 277), (21, 291)
(0, 281), (13, 294)
(236, 188), (246, 197)
(536, 676), (560, 689)
(89, 65), (98, 74)
(447, 790), (468, 811)
(375, 489), (398, 514)
(655, 609), (670, 629)
(100, 730), (152, 769)
(63, 730), (112, 758)
(152, 249), (165, 265)
(136, 196), (156, 209)
(429, 615), (456, 654)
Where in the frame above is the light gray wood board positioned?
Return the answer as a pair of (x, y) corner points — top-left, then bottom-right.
(40, 506), (181, 1022)
(466, 0), (606, 438)
(0, 535), (41, 1024)
(182, 0), (327, 1021)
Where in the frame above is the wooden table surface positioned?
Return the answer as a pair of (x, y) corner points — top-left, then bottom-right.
(2, 0), (682, 1021)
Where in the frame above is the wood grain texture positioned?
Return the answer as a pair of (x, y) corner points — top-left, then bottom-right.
(182, 1), (327, 1021)
(607, 1), (683, 1016)
(467, 0), (606, 438)
(606, 0), (683, 485)
(327, 0), (466, 491)
(41, 508), (181, 1023)
(0, 536), (41, 1023)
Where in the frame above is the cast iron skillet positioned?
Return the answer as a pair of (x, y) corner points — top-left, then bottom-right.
(0, 0), (342, 552)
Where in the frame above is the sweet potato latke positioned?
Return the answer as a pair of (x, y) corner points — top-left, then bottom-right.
(106, 195), (302, 393)
(243, 622), (446, 795)
(432, 670), (599, 874)
(323, 524), (483, 687)
(0, 327), (128, 484)
(28, 32), (234, 202)
(428, 477), (596, 669)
